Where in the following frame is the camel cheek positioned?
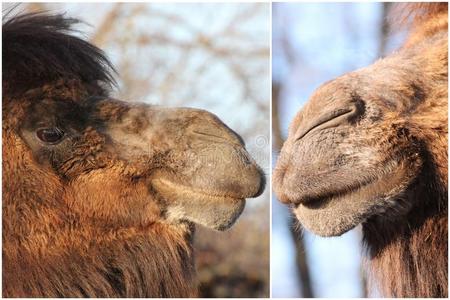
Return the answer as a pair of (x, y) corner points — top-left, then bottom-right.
(63, 170), (161, 226)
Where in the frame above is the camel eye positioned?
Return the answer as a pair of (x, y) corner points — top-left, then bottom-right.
(36, 127), (65, 144)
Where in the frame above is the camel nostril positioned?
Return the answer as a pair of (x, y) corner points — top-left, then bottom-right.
(295, 104), (362, 141)
(191, 125), (244, 147)
(187, 110), (246, 146)
(348, 96), (366, 124)
(191, 130), (238, 145)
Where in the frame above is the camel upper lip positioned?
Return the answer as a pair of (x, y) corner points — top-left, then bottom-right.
(295, 107), (356, 141)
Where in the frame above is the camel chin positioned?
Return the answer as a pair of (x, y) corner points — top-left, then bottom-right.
(151, 177), (246, 231)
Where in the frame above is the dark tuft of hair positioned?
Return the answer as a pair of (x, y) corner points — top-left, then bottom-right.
(2, 12), (117, 95)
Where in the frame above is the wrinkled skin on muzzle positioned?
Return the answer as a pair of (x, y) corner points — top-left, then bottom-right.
(100, 100), (265, 230)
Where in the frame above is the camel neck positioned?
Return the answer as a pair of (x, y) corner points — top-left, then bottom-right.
(362, 182), (447, 297)
(3, 225), (197, 297)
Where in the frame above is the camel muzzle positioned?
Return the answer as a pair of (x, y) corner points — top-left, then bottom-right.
(101, 101), (265, 229)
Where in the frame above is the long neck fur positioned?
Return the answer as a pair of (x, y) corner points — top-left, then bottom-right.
(361, 4), (448, 297)
(3, 229), (197, 297)
(2, 131), (197, 297)
(363, 160), (447, 297)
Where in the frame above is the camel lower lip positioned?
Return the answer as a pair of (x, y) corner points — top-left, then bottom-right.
(291, 185), (375, 237)
(151, 176), (246, 230)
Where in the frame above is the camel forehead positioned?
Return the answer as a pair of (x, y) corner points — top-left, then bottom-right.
(22, 98), (90, 128)
(17, 86), (132, 128)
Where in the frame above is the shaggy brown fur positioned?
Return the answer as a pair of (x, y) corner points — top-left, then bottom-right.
(273, 3), (447, 297)
(365, 4), (448, 297)
(3, 13), (264, 297)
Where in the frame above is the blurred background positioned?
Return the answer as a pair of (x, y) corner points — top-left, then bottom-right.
(272, 2), (406, 298)
(8, 3), (270, 297)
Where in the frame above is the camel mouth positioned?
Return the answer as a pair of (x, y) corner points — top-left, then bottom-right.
(151, 177), (246, 231)
(290, 176), (375, 206)
(273, 159), (374, 206)
(292, 165), (410, 237)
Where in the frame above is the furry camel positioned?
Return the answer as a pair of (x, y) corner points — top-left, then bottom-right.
(3, 13), (265, 297)
(274, 3), (448, 297)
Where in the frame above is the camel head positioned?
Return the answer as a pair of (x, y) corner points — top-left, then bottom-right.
(273, 9), (447, 237)
(9, 87), (263, 231)
(3, 13), (265, 251)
